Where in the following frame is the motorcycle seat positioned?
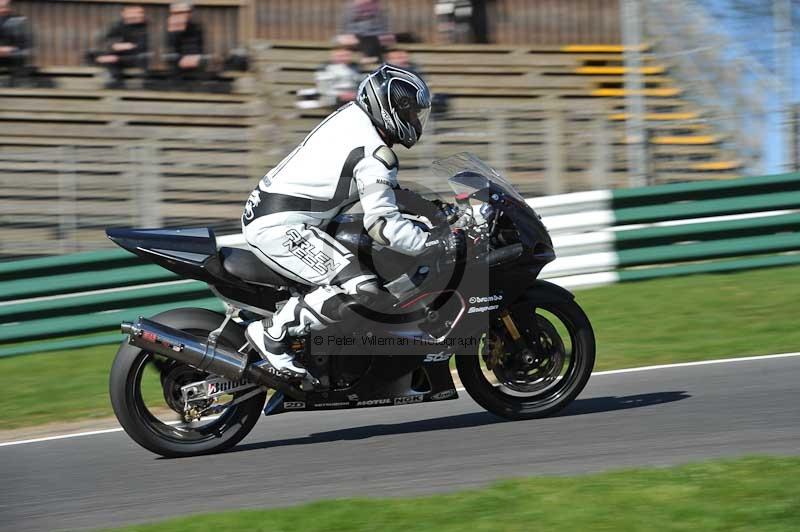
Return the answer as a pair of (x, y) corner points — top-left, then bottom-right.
(219, 247), (300, 288)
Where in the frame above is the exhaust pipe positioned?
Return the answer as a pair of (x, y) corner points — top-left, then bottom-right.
(122, 317), (248, 380)
(121, 316), (307, 400)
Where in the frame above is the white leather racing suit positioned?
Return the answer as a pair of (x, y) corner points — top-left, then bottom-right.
(242, 102), (431, 341)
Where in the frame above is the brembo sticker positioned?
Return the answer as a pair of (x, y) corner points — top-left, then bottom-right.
(469, 295), (503, 304)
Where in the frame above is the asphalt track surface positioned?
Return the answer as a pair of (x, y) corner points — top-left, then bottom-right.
(2, 355), (799, 531)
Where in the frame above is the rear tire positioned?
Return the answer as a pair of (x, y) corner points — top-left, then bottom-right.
(457, 288), (595, 420)
(110, 308), (266, 457)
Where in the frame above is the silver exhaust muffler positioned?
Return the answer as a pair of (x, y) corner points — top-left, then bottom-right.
(121, 317), (247, 380)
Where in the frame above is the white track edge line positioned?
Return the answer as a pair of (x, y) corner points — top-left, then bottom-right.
(0, 427), (125, 447)
(2, 351), (798, 448)
(591, 352), (800, 375)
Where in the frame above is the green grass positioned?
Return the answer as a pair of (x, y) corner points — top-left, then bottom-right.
(0, 344), (117, 429)
(578, 265), (800, 370)
(111, 456), (800, 532)
(2, 265), (799, 430)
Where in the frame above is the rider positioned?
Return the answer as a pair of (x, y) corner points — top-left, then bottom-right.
(242, 64), (454, 381)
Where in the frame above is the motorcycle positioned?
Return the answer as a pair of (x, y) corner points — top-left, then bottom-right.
(107, 153), (595, 457)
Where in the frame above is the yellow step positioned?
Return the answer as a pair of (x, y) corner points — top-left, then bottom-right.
(576, 66), (666, 75)
(691, 160), (742, 171)
(592, 87), (682, 97)
(609, 112), (699, 121)
(651, 135), (720, 145)
(562, 44), (652, 53)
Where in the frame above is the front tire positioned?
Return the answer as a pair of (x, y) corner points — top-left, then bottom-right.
(457, 285), (595, 420)
(110, 308), (266, 457)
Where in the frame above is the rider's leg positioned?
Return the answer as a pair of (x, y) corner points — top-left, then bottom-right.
(246, 286), (345, 377)
(243, 218), (377, 378)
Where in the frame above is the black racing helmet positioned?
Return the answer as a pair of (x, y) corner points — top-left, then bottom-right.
(356, 64), (432, 149)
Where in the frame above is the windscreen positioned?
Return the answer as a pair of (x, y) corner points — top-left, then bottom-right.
(431, 152), (526, 203)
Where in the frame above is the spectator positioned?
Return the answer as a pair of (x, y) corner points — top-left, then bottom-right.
(436, 0), (490, 44)
(91, 4), (149, 89)
(296, 46), (362, 110)
(165, 1), (206, 81)
(0, 0), (32, 87)
(337, 0), (394, 62)
(470, 0), (490, 44)
(385, 48), (419, 74)
(385, 48), (450, 118)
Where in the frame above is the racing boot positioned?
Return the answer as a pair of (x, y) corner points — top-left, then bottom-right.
(245, 319), (307, 381)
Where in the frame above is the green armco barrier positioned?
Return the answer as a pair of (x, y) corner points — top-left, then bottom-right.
(0, 249), (138, 280)
(618, 253), (800, 282)
(0, 264), (179, 302)
(614, 191), (800, 225)
(0, 280), (209, 322)
(615, 212), (800, 248)
(617, 232), (800, 266)
(611, 171), (800, 207)
(0, 297), (224, 343)
(0, 333), (124, 359)
(2, 170), (800, 357)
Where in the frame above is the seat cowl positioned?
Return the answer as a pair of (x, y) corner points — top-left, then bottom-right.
(106, 227), (217, 257)
(220, 247), (299, 287)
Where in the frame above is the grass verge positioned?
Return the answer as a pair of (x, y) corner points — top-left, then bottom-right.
(576, 265), (800, 369)
(2, 265), (799, 430)
(110, 456), (800, 531)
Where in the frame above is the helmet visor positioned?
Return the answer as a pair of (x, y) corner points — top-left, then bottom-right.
(417, 105), (431, 133)
(398, 104), (431, 138)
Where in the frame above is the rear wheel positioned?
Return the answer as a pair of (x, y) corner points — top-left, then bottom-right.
(457, 288), (595, 420)
(109, 308), (266, 457)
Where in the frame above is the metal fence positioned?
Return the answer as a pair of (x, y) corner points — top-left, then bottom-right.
(0, 103), (635, 258)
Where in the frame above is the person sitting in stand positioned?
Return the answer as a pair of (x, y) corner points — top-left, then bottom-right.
(165, 1), (206, 82)
(385, 47), (449, 118)
(337, 0), (394, 63)
(296, 46), (362, 110)
(91, 4), (149, 89)
(384, 48), (420, 74)
(0, 0), (32, 87)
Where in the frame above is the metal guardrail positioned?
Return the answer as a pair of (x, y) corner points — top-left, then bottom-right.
(1, 172), (799, 358)
(0, 104), (743, 259)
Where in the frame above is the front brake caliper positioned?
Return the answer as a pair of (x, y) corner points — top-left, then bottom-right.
(482, 332), (506, 370)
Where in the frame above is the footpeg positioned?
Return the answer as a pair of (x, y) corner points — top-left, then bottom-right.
(301, 373), (322, 391)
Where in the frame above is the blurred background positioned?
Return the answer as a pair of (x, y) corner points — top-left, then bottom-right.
(0, 0), (797, 258)
(2, 6), (799, 530)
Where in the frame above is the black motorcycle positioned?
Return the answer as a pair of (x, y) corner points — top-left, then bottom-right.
(107, 153), (595, 457)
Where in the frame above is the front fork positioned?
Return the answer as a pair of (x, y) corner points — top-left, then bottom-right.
(498, 309), (539, 367)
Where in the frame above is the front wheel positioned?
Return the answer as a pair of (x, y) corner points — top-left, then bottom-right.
(457, 284), (595, 420)
(109, 308), (267, 457)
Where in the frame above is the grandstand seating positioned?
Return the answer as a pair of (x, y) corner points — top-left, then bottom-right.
(258, 41), (741, 183)
(0, 41), (741, 258)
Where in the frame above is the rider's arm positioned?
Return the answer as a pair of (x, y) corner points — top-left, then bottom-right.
(354, 146), (430, 255)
